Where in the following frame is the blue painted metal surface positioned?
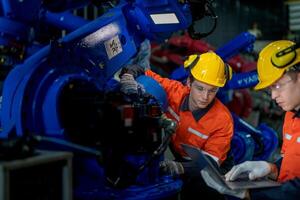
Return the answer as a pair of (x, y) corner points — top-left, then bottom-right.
(230, 131), (255, 164)
(215, 32), (255, 60)
(43, 11), (89, 31)
(224, 70), (258, 90)
(136, 75), (168, 112)
(232, 113), (278, 162)
(0, 0), (194, 199)
(255, 123), (279, 161)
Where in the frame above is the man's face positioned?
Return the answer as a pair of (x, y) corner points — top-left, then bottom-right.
(269, 73), (300, 111)
(188, 79), (219, 111)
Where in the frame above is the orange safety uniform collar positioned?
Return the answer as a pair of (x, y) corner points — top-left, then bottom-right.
(180, 95), (215, 122)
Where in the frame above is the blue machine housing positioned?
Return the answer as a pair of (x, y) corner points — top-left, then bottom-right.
(232, 113), (278, 162)
(230, 130), (255, 164)
(1, 0), (193, 137)
(0, 0), (196, 199)
(0, 0), (279, 198)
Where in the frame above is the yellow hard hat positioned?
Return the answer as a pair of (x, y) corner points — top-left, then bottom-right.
(184, 52), (231, 87)
(255, 40), (300, 90)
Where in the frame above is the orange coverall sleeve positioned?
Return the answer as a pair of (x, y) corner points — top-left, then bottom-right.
(145, 69), (186, 99)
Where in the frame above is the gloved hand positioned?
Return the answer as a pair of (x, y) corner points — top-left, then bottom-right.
(120, 74), (139, 94)
(120, 64), (145, 78)
(159, 160), (184, 176)
(120, 73), (146, 95)
(225, 161), (278, 181)
(201, 168), (248, 199)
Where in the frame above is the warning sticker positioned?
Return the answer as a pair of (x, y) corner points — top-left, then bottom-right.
(105, 35), (123, 59)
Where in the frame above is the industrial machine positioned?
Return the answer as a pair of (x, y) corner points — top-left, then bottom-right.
(0, 0), (218, 199)
(0, 0), (280, 199)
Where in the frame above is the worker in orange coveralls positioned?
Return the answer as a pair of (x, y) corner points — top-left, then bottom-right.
(120, 51), (234, 199)
(201, 40), (300, 200)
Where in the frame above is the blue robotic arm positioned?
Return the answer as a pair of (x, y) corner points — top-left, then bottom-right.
(0, 0), (196, 136)
(0, 1), (216, 199)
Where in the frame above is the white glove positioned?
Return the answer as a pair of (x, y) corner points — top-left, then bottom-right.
(120, 74), (139, 94)
(225, 161), (278, 181)
(201, 168), (247, 199)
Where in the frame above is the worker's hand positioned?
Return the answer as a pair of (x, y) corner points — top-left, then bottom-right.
(120, 73), (139, 94)
(120, 64), (145, 78)
(159, 160), (184, 177)
(225, 161), (278, 181)
(201, 168), (248, 199)
(120, 73), (145, 95)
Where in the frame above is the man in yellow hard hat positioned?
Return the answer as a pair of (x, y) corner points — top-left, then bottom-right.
(120, 51), (234, 199)
(202, 40), (300, 199)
